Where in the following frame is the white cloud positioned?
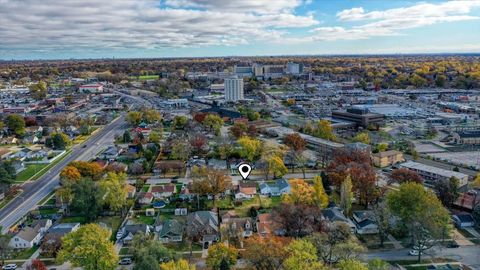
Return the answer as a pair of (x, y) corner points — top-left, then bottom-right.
(0, 0), (317, 53)
(310, 1), (480, 41)
(164, 0), (306, 14)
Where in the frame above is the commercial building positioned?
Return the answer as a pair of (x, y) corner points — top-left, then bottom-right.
(372, 150), (404, 167)
(234, 65), (253, 78)
(332, 106), (384, 129)
(452, 130), (480, 145)
(224, 76), (244, 102)
(399, 161), (469, 188)
(286, 62), (303, 75)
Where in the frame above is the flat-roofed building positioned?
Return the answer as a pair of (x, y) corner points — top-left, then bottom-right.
(399, 161), (469, 188)
(372, 150), (404, 167)
(452, 130), (480, 145)
(332, 106), (384, 129)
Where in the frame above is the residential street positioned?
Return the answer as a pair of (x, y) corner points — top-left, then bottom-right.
(363, 245), (480, 269)
(0, 115), (126, 233)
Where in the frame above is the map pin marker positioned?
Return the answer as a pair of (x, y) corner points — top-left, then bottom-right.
(238, 163), (252, 180)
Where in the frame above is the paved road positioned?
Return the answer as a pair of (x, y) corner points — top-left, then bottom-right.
(0, 116), (126, 233)
(363, 245), (480, 268)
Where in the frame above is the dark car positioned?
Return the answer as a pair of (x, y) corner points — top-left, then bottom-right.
(447, 243), (459, 248)
(82, 144), (87, 148)
(119, 258), (132, 265)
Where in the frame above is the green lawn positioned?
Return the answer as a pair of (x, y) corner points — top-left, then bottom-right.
(235, 196), (262, 217)
(217, 196), (233, 209)
(138, 75), (159, 80)
(15, 150), (72, 183)
(11, 245), (39, 260)
(39, 208), (58, 215)
(59, 216), (86, 224)
(132, 214), (155, 225)
(142, 185), (151, 192)
(97, 216), (123, 241)
(15, 164), (48, 182)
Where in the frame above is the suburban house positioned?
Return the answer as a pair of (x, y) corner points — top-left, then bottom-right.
(221, 212), (254, 239)
(321, 206), (356, 231)
(259, 179), (291, 196)
(11, 160), (26, 174)
(10, 227), (42, 249)
(452, 213), (476, 228)
(122, 224), (151, 244)
(207, 159), (228, 170)
(138, 192), (154, 205)
(125, 184), (136, 199)
(372, 150), (404, 167)
(9, 219), (52, 249)
(234, 182), (257, 200)
(179, 186), (194, 201)
(256, 213), (284, 238)
(101, 145), (121, 160)
(351, 211), (379, 235)
(158, 219), (183, 243)
(151, 184), (176, 199)
(186, 211), (219, 247)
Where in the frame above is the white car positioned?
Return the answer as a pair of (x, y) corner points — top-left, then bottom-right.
(2, 264), (17, 270)
(408, 249), (422, 256)
(413, 244), (428, 250)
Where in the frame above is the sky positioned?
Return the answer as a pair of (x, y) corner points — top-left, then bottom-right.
(0, 0), (480, 60)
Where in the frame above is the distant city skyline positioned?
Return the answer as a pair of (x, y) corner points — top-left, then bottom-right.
(1, 0), (480, 60)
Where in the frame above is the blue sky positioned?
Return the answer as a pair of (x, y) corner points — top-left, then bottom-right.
(0, 0), (479, 59)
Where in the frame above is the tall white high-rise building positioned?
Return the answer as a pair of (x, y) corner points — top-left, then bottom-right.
(224, 76), (244, 102)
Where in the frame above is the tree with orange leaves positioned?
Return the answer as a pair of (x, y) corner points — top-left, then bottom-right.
(242, 235), (290, 270)
(60, 166), (81, 182)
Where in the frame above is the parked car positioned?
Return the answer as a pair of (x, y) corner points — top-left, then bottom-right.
(2, 264), (18, 270)
(119, 258), (132, 265)
(447, 242), (459, 248)
(408, 250), (422, 256)
(412, 244), (428, 250)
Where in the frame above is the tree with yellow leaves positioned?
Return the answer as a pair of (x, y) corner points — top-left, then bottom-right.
(206, 243), (238, 270)
(471, 173), (480, 189)
(160, 259), (196, 270)
(313, 175), (329, 209)
(99, 172), (127, 213)
(237, 136), (263, 161)
(283, 239), (326, 270)
(314, 120), (336, 141)
(57, 224), (118, 270)
(282, 179), (314, 205)
(340, 175), (354, 215)
(268, 155), (288, 179)
(352, 131), (370, 144)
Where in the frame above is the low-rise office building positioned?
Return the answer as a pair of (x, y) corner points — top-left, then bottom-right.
(372, 150), (404, 167)
(332, 107), (384, 129)
(399, 161), (469, 188)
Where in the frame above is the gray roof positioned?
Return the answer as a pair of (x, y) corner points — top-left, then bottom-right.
(48, 223), (80, 235)
(187, 211), (218, 232)
(159, 220), (183, 237)
(16, 227), (39, 242)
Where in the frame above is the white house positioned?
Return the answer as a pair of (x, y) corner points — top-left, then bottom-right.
(9, 219), (51, 249)
(259, 179), (290, 196)
(151, 185), (176, 199)
(79, 83), (104, 93)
